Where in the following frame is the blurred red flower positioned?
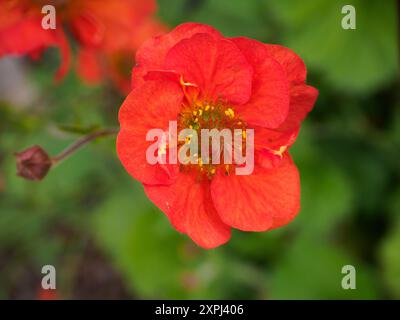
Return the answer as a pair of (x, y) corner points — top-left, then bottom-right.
(37, 287), (58, 300)
(117, 23), (318, 248)
(0, 0), (166, 92)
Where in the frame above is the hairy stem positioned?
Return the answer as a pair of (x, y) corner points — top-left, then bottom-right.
(52, 128), (119, 164)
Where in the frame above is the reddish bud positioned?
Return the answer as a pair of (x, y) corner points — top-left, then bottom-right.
(15, 145), (53, 181)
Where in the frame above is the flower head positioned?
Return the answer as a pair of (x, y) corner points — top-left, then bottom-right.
(0, 0), (165, 91)
(0, 0), (70, 79)
(117, 23), (318, 248)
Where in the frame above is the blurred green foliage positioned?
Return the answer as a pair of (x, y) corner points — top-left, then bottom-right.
(0, 0), (399, 299)
(266, 0), (398, 93)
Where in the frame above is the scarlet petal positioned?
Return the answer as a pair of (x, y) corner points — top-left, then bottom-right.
(165, 33), (253, 104)
(264, 44), (318, 132)
(117, 80), (183, 185)
(69, 0), (157, 51)
(137, 22), (221, 66)
(54, 29), (71, 81)
(69, 11), (104, 48)
(211, 156), (300, 231)
(229, 37), (290, 128)
(265, 44), (307, 84)
(0, 17), (55, 56)
(0, 15), (71, 81)
(254, 127), (299, 152)
(145, 174), (231, 249)
(254, 127), (299, 169)
(76, 48), (104, 83)
(279, 84), (318, 132)
(132, 23), (222, 87)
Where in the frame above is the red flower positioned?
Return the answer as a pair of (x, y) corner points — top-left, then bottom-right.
(0, 0), (165, 91)
(117, 23), (318, 248)
(0, 0), (70, 80)
(36, 287), (58, 300)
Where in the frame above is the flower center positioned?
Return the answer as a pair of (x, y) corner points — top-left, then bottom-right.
(177, 99), (247, 179)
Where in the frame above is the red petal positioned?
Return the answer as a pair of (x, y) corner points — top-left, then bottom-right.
(0, 17), (54, 56)
(76, 48), (104, 83)
(0, 3), (71, 81)
(231, 37), (290, 128)
(68, 0), (157, 51)
(132, 23), (222, 89)
(145, 173), (231, 249)
(54, 29), (71, 81)
(254, 127), (299, 151)
(69, 11), (105, 48)
(211, 156), (300, 231)
(165, 33), (253, 104)
(254, 127), (299, 168)
(278, 84), (318, 132)
(265, 44), (307, 84)
(137, 22), (221, 67)
(264, 44), (318, 132)
(117, 80), (183, 185)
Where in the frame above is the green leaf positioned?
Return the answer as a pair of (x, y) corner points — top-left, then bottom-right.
(292, 156), (354, 236)
(380, 213), (400, 298)
(265, 0), (397, 93)
(180, 0), (272, 39)
(157, 0), (274, 40)
(92, 185), (194, 298)
(269, 235), (378, 299)
(91, 185), (268, 299)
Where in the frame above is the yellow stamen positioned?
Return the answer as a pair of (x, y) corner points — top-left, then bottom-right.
(198, 109), (203, 116)
(192, 110), (197, 116)
(224, 108), (235, 118)
(205, 105), (210, 111)
(185, 134), (193, 144)
(210, 168), (216, 175)
(179, 75), (197, 88)
(272, 146), (287, 158)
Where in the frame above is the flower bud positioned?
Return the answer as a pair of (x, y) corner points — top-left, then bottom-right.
(15, 145), (52, 181)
